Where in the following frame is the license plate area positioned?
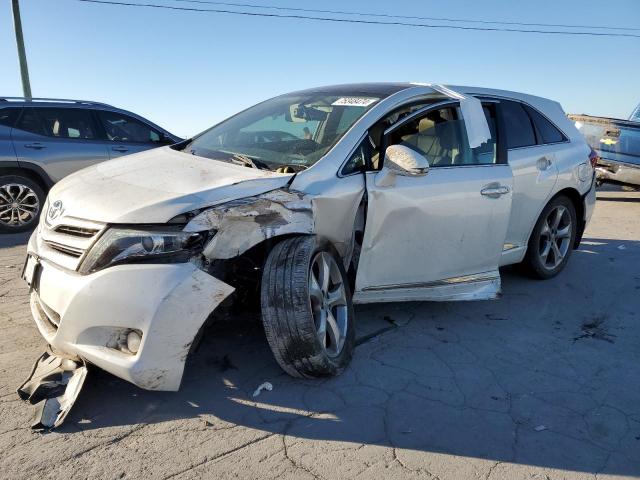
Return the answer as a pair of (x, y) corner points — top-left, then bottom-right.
(22, 254), (42, 292)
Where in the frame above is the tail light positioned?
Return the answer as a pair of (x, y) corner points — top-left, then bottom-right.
(588, 148), (599, 168)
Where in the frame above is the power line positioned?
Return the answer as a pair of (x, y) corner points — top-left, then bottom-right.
(76, 0), (640, 39)
(170, 0), (640, 32)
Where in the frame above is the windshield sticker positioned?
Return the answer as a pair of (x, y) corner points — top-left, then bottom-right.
(332, 97), (379, 107)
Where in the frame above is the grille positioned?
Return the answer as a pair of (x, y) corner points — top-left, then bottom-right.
(39, 217), (105, 270)
(42, 240), (84, 258)
(54, 225), (100, 238)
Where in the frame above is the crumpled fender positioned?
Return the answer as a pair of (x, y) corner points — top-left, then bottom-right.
(184, 189), (315, 259)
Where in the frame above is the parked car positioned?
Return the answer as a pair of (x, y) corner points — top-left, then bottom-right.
(569, 113), (640, 188)
(20, 83), (596, 428)
(0, 97), (181, 233)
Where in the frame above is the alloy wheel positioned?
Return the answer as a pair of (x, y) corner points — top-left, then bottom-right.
(538, 205), (572, 270)
(308, 251), (349, 357)
(0, 183), (40, 227)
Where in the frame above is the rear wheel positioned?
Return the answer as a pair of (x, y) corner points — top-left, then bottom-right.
(260, 236), (355, 378)
(523, 195), (577, 279)
(0, 175), (45, 233)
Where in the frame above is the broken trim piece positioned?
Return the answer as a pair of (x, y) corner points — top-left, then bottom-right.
(185, 189), (314, 260)
(411, 83), (491, 148)
(17, 350), (87, 430)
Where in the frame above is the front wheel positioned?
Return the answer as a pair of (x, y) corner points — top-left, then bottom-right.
(523, 195), (577, 279)
(260, 236), (355, 378)
(0, 175), (45, 233)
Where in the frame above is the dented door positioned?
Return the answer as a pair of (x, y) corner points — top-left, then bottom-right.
(354, 166), (513, 303)
(353, 101), (513, 303)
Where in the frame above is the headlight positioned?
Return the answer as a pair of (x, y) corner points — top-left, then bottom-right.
(79, 227), (208, 274)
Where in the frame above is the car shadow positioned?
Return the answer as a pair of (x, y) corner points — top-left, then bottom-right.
(61, 235), (640, 476)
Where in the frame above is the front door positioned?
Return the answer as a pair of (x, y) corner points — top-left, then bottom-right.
(354, 102), (513, 303)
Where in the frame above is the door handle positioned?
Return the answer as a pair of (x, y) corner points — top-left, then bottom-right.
(480, 185), (510, 198)
(112, 146), (129, 153)
(537, 156), (553, 171)
(24, 143), (45, 150)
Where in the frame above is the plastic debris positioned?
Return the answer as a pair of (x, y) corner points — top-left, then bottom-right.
(617, 245), (626, 250)
(17, 350), (88, 430)
(252, 382), (273, 397)
(534, 425), (547, 432)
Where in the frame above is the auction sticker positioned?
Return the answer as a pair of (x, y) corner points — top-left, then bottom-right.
(332, 97), (379, 107)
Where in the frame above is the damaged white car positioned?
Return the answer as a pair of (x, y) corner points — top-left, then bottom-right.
(20, 83), (596, 428)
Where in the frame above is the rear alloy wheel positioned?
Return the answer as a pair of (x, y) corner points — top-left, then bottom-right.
(0, 176), (45, 233)
(524, 195), (577, 279)
(260, 236), (355, 378)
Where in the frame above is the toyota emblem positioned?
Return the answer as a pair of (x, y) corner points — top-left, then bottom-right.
(48, 200), (64, 221)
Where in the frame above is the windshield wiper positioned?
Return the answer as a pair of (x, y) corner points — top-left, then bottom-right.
(228, 153), (270, 170)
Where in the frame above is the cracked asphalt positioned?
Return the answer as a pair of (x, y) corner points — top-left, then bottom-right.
(1, 189), (639, 480)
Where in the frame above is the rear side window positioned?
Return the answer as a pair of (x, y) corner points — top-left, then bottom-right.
(97, 111), (161, 144)
(40, 108), (96, 139)
(501, 100), (536, 149)
(0, 107), (20, 128)
(525, 105), (566, 144)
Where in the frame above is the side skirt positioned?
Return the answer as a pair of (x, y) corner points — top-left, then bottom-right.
(352, 271), (501, 304)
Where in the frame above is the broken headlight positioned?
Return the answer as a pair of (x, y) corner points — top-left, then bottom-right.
(79, 227), (208, 274)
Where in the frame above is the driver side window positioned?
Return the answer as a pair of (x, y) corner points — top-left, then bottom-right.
(384, 104), (498, 168)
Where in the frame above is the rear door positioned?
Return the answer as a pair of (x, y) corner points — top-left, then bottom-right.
(11, 107), (109, 182)
(354, 101), (513, 303)
(499, 101), (560, 260)
(95, 110), (166, 158)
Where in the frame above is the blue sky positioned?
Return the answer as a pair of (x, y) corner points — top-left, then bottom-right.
(1, 0), (639, 137)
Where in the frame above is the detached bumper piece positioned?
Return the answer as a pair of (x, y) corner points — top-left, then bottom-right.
(17, 350), (87, 430)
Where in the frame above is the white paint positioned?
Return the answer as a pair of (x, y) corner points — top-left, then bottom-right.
(47, 146), (293, 223)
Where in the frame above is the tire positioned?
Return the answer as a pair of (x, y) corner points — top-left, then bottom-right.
(0, 175), (45, 233)
(260, 236), (355, 378)
(523, 195), (577, 279)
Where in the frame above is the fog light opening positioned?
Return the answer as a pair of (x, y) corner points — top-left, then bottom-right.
(126, 330), (142, 354)
(111, 329), (143, 355)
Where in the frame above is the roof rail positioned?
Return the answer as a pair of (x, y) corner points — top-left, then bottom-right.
(0, 97), (114, 108)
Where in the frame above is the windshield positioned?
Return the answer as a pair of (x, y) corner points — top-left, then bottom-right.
(184, 93), (380, 171)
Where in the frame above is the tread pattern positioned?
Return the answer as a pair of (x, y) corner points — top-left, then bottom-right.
(260, 236), (354, 378)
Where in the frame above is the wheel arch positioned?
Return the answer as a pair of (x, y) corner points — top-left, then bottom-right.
(0, 161), (54, 194)
(550, 187), (585, 249)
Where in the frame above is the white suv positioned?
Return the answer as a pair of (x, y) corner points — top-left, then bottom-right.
(20, 83), (596, 427)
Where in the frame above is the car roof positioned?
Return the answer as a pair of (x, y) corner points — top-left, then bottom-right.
(284, 82), (416, 98)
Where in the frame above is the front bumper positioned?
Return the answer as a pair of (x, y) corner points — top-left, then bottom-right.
(26, 231), (234, 391)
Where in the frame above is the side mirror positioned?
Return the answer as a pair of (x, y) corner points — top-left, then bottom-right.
(385, 145), (429, 176)
(374, 145), (429, 187)
(159, 133), (175, 145)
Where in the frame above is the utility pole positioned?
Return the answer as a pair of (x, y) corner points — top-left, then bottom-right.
(11, 0), (32, 99)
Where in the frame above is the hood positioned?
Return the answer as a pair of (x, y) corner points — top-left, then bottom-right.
(47, 147), (294, 224)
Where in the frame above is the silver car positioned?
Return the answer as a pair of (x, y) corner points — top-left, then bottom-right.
(21, 83), (596, 427)
(0, 97), (180, 233)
